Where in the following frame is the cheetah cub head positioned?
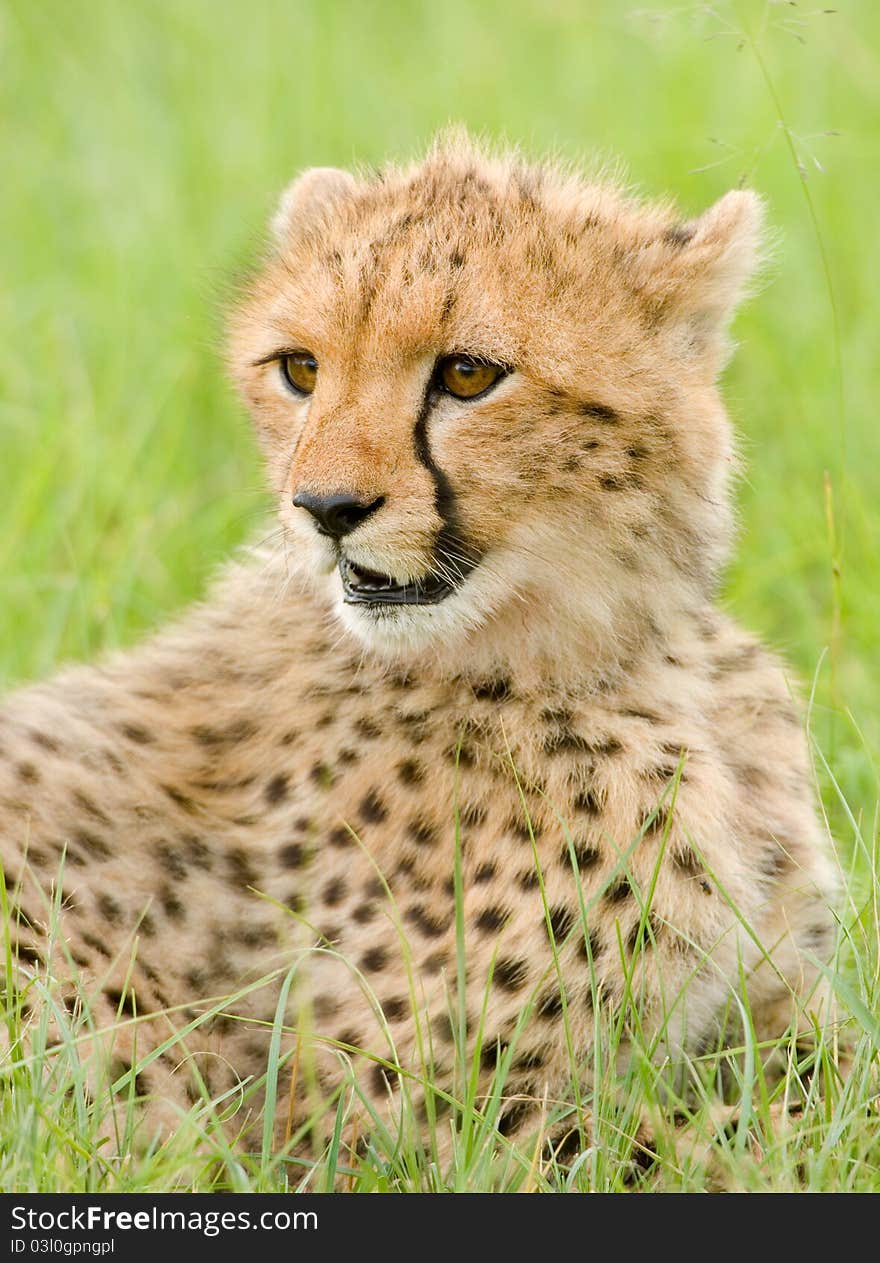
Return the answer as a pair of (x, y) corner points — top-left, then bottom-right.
(230, 132), (763, 666)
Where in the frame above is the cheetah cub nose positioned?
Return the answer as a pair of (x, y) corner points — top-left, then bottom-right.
(292, 491), (385, 539)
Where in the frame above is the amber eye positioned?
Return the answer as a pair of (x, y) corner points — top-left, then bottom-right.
(436, 355), (506, 400)
(280, 351), (318, 395)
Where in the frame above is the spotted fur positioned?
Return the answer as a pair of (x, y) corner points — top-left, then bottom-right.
(0, 133), (837, 1157)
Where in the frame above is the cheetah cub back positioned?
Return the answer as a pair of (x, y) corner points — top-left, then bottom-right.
(0, 132), (838, 1161)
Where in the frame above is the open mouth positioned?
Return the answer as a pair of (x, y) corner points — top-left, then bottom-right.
(339, 558), (453, 606)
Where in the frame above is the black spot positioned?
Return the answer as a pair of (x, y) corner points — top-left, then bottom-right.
(508, 816), (541, 842)
(156, 842), (187, 880)
(409, 818), (437, 846)
(327, 826), (353, 849)
(580, 400), (619, 422)
(322, 877), (347, 906)
(191, 718), (257, 748)
(16, 762), (40, 784)
(672, 847), (703, 878)
(512, 1049), (545, 1072)
(472, 677), (511, 702)
(227, 848), (258, 887)
(711, 644), (761, 675)
(120, 723), (154, 745)
(460, 802), (487, 828)
(371, 1063), (391, 1095)
(406, 906), (447, 938)
(579, 929), (604, 962)
(475, 906), (510, 933)
(552, 1127), (583, 1165)
(543, 728), (593, 756)
(804, 922), (831, 950)
(397, 759), (423, 786)
(537, 988), (564, 1019)
(498, 1098), (533, 1136)
(96, 893), (121, 924)
(568, 841), (600, 871)
(396, 710), (429, 742)
(161, 784), (197, 815)
(310, 761), (336, 789)
(185, 836), (212, 869)
(423, 949), (448, 975)
(541, 706), (572, 725)
(82, 931), (111, 958)
(353, 902), (376, 924)
(517, 869), (540, 891)
(360, 790), (388, 824)
(432, 1012), (456, 1043)
(474, 862), (496, 884)
(641, 806), (671, 838)
(159, 886), (185, 921)
(336, 1029), (361, 1050)
(663, 222), (695, 248)
(605, 877), (632, 904)
(643, 762), (680, 784)
(627, 920), (646, 954)
(396, 856), (431, 892)
(361, 946), (387, 972)
(313, 994), (339, 1020)
(733, 763), (766, 789)
(72, 790), (111, 825)
(382, 996), (407, 1021)
(278, 841), (308, 868)
(496, 957), (529, 991)
(264, 774), (289, 805)
(105, 987), (138, 1017)
(74, 829), (111, 861)
(14, 942), (43, 967)
(548, 906), (576, 941)
(448, 740), (476, 768)
(573, 788), (601, 815)
(481, 1038), (508, 1071)
(598, 474), (625, 492)
(336, 746), (359, 766)
(29, 730), (60, 753)
(279, 729), (298, 746)
(355, 716), (382, 741)
(759, 844), (791, 880)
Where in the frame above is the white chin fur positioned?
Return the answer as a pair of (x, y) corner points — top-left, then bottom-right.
(330, 559), (513, 660)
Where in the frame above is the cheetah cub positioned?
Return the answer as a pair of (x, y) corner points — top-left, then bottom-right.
(1, 134), (837, 1161)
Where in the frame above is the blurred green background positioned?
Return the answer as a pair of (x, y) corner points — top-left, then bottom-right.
(0, 1), (877, 828)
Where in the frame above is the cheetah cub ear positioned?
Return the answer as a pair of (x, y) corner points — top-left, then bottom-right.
(638, 189), (767, 369)
(271, 166), (359, 242)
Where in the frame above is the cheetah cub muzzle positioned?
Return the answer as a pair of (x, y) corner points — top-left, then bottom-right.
(0, 131), (839, 1168)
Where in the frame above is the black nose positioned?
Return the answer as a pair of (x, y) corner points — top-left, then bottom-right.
(292, 491), (385, 539)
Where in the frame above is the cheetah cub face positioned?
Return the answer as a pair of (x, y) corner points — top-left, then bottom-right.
(230, 136), (763, 663)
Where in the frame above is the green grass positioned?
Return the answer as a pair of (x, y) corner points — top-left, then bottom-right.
(1, 0), (878, 1192)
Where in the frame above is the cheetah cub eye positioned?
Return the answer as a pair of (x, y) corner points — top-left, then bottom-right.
(434, 354), (508, 401)
(280, 350), (319, 396)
